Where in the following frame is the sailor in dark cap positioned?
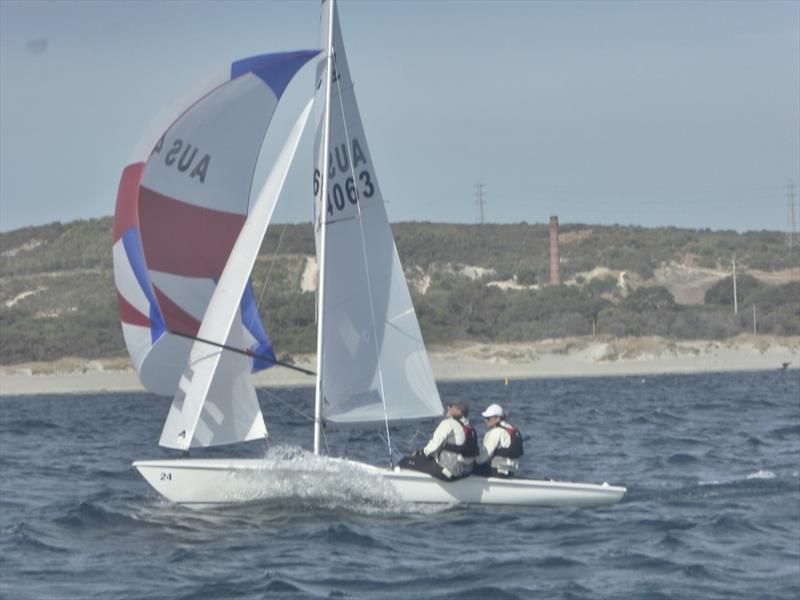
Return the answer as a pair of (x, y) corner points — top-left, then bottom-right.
(398, 399), (478, 481)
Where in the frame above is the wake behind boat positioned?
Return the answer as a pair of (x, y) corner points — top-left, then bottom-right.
(116, 0), (625, 509)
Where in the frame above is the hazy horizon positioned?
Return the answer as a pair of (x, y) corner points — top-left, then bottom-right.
(1, 0), (798, 234)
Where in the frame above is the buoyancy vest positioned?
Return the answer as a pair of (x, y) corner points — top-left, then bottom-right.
(442, 418), (479, 458)
(493, 424), (524, 459)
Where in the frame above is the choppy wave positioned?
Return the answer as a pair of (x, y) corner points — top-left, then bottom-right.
(0, 417), (61, 435)
(2, 521), (70, 554)
(745, 469), (776, 480)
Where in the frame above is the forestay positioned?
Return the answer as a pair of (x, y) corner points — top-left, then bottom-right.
(313, 0), (442, 429)
(113, 51), (317, 398)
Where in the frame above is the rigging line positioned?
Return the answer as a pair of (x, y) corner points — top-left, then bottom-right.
(342, 433), (353, 458)
(168, 330), (316, 376)
(322, 427), (331, 456)
(377, 429), (401, 461)
(259, 387), (330, 455)
(255, 222), (289, 311)
(260, 387), (315, 424)
(332, 51), (394, 467)
(242, 223), (289, 352)
(408, 429), (423, 445)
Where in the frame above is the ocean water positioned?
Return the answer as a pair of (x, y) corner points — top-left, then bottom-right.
(1, 370), (798, 600)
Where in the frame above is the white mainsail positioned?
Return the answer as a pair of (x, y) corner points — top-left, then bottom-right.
(160, 101), (313, 450)
(313, 0), (442, 430)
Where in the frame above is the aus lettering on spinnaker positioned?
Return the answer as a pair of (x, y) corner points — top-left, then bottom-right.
(152, 136), (211, 184)
(313, 138), (375, 216)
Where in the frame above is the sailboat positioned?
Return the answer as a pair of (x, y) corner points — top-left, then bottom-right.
(115, 0), (625, 508)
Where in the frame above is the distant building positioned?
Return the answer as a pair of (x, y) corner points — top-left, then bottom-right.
(549, 216), (561, 285)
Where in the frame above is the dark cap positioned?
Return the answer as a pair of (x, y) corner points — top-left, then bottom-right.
(447, 398), (470, 417)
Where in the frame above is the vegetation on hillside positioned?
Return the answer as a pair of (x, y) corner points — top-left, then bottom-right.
(0, 219), (797, 364)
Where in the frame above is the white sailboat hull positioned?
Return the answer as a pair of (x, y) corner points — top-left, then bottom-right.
(379, 468), (625, 507)
(133, 457), (626, 508)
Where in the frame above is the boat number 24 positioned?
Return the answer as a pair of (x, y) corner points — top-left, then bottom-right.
(160, 472), (172, 481)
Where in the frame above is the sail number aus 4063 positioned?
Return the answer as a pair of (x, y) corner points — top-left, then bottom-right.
(313, 169), (374, 216)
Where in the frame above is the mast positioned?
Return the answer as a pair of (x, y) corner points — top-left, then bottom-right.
(313, 0), (336, 455)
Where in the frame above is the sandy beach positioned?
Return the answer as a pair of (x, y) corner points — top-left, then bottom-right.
(1, 335), (796, 397)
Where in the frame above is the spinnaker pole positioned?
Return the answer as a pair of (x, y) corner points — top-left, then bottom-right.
(168, 330), (315, 376)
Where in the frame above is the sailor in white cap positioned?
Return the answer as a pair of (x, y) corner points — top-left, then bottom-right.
(474, 403), (524, 478)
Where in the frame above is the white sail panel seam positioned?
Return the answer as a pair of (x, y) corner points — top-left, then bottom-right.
(321, 215), (357, 226)
(387, 308), (415, 322)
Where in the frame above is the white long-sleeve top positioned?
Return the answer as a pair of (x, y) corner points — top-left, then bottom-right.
(423, 416), (466, 457)
(476, 421), (519, 473)
(476, 424), (510, 464)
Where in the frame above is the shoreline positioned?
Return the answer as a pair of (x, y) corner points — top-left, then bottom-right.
(1, 335), (797, 397)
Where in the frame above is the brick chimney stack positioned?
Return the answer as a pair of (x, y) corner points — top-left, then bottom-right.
(549, 216), (561, 285)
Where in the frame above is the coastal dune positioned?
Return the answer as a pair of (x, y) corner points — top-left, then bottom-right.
(1, 335), (796, 396)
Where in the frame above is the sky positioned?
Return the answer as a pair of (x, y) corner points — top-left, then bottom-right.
(1, 0), (798, 233)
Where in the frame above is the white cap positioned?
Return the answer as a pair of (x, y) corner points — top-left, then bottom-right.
(481, 403), (504, 418)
